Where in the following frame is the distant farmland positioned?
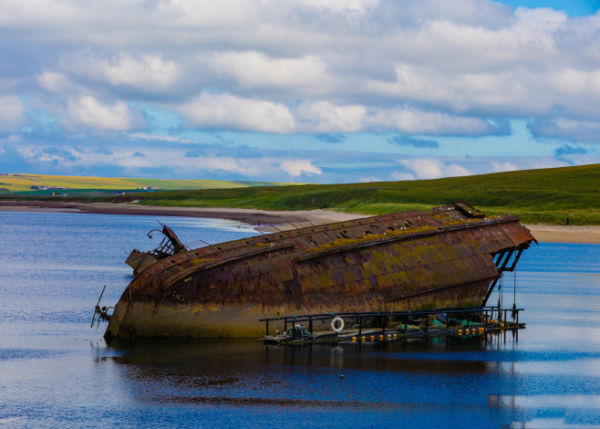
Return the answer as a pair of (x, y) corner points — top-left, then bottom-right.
(0, 173), (288, 195)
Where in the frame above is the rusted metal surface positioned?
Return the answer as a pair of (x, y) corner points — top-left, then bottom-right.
(160, 225), (186, 254)
(105, 202), (536, 341)
(125, 249), (158, 276)
(125, 224), (187, 275)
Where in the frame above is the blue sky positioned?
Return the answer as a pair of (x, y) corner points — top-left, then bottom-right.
(501, 0), (600, 16)
(0, 0), (599, 183)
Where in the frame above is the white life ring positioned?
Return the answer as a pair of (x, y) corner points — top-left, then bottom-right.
(331, 316), (345, 332)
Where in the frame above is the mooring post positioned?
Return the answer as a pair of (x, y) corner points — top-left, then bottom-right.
(309, 316), (313, 335)
(284, 319), (287, 333)
(358, 316), (362, 336)
(266, 320), (269, 336)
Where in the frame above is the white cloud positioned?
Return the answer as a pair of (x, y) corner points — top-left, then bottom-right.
(359, 176), (380, 182)
(398, 158), (472, 179)
(70, 53), (178, 90)
(296, 101), (366, 132)
(398, 158), (444, 179)
(65, 95), (132, 131)
(210, 51), (332, 93)
(529, 118), (600, 143)
(176, 95), (497, 135)
(128, 133), (194, 144)
(530, 159), (570, 169)
(37, 71), (73, 93)
(445, 163), (471, 177)
(549, 67), (600, 97)
(179, 92), (296, 133)
(492, 161), (518, 172)
(389, 171), (415, 181)
(279, 159), (322, 177)
(367, 106), (496, 135)
(3, 0), (600, 143)
(0, 96), (25, 132)
(15, 142), (325, 180)
(297, 0), (379, 14)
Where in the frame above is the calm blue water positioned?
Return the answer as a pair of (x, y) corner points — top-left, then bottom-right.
(1, 211), (599, 428)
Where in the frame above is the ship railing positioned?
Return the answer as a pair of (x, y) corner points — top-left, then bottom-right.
(259, 306), (523, 337)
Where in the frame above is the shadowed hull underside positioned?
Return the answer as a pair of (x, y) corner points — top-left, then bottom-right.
(106, 278), (492, 340)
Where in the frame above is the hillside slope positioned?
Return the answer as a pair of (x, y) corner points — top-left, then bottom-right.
(105, 164), (600, 225)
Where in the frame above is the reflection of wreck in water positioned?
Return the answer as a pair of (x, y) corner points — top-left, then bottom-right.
(104, 202), (535, 342)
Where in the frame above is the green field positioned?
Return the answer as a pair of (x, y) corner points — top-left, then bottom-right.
(84, 163), (597, 225)
(2, 165), (599, 225)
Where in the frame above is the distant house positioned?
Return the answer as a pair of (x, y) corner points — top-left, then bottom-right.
(30, 185), (48, 190)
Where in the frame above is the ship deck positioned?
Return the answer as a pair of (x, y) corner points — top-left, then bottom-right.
(260, 306), (524, 345)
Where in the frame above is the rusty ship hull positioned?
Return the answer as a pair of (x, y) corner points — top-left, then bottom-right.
(104, 203), (535, 341)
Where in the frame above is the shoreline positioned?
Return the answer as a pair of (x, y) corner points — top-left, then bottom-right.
(1, 200), (598, 244)
(0, 200), (366, 228)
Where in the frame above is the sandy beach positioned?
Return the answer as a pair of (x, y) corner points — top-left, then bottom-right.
(522, 224), (600, 244)
(0, 200), (598, 244)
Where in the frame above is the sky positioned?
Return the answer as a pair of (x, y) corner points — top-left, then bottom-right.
(1, 0), (600, 183)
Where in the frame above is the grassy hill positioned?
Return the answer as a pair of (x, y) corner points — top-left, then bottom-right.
(99, 164), (599, 225)
(0, 173), (287, 194)
(2, 164), (599, 225)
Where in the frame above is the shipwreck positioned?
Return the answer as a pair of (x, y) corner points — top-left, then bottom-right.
(103, 202), (536, 342)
